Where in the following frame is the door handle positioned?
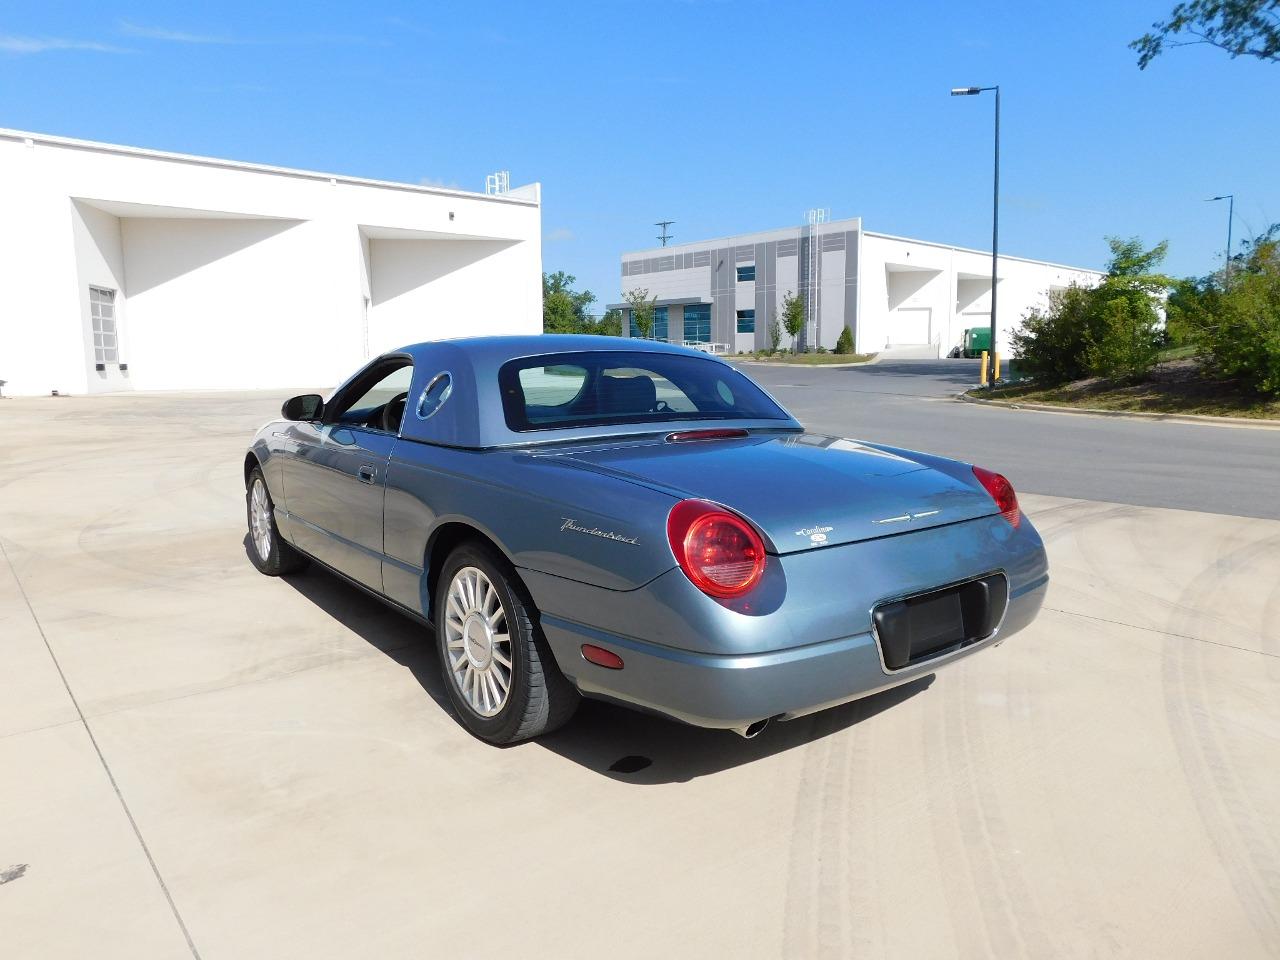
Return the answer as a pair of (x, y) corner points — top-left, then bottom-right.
(357, 465), (376, 484)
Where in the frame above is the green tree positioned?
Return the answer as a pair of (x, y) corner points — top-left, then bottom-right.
(593, 308), (623, 337)
(1132, 0), (1280, 68)
(781, 290), (805, 351)
(1011, 237), (1171, 383)
(1184, 235), (1280, 395)
(624, 288), (657, 339)
(1083, 238), (1171, 379)
(834, 325), (855, 355)
(542, 271), (598, 334)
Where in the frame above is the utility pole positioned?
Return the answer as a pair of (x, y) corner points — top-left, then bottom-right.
(656, 221), (675, 247)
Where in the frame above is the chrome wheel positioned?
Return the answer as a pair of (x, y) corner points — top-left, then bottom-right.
(443, 566), (513, 717)
(250, 478), (273, 561)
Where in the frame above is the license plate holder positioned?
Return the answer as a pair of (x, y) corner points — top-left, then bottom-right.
(873, 574), (1008, 671)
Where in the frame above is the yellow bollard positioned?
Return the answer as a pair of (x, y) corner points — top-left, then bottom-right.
(979, 351), (989, 386)
(993, 352), (1001, 381)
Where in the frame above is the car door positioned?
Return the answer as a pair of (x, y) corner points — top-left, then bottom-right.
(283, 357), (413, 591)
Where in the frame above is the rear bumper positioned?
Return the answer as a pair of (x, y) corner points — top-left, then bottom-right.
(539, 572), (1047, 730)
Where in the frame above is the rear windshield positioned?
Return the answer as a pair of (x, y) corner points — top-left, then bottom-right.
(498, 351), (790, 432)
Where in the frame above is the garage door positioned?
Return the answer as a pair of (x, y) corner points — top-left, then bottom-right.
(894, 307), (931, 343)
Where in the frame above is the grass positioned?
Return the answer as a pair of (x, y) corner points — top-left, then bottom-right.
(1156, 344), (1198, 362)
(742, 351), (876, 365)
(971, 357), (1280, 420)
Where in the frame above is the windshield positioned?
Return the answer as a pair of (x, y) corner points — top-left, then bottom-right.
(498, 351), (791, 432)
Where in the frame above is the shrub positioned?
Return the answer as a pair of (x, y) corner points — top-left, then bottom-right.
(1011, 284), (1099, 383)
(1012, 237), (1170, 384)
(1195, 240), (1280, 396)
(1084, 290), (1163, 380)
(834, 325), (855, 355)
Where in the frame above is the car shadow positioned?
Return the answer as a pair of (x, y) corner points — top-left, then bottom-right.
(537, 676), (934, 784)
(263, 539), (935, 785)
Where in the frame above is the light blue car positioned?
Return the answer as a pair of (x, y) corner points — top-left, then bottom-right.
(244, 335), (1048, 744)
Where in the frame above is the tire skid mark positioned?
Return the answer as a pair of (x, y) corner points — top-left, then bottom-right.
(1028, 502), (1139, 543)
(941, 665), (1061, 959)
(1159, 531), (1280, 952)
(783, 708), (880, 958)
(782, 715), (834, 954)
(925, 677), (992, 959)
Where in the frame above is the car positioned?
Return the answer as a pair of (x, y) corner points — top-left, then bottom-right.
(244, 335), (1048, 744)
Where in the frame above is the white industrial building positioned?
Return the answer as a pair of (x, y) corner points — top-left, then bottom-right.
(0, 129), (543, 396)
(614, 217), (1102, 357)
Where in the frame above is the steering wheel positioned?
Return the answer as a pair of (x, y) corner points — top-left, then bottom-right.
(380, 392), (408, 433)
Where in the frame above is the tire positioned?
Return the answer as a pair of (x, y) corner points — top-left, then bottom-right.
(246, 465), (309, 576)
(435, 541), (579, 744)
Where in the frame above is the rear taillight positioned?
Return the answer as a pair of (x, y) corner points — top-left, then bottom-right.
(667, 499), (766, 598)
(972, 466), (1020, 527)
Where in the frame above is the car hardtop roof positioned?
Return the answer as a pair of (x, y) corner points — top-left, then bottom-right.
(378, 334), (793, 450)
(394, 334), (720, 367)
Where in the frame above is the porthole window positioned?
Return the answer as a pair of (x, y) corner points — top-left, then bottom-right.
(416, 372), (453, 420)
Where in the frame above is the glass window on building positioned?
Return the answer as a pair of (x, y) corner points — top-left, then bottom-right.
(736, 264), (756, 283)
(89, 286), (119, 365)
(629, 305), (668, 339)
(653, 306), (668, 341)
(684, 304), (711, 343)
(736, 309), (756, 334)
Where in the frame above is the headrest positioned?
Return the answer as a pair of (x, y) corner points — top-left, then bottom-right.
(600, 375), (657, 415)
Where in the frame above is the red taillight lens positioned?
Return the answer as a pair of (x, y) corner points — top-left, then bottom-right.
(972, 466), (1020, 527)
(667, 499), (767, 598)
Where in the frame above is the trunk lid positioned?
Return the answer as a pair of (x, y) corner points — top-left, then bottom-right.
(541, 433), (997, 554)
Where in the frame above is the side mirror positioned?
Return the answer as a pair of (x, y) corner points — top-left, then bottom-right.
(281, 394), (324, 421)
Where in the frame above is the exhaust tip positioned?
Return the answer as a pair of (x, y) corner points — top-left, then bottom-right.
(733, 718), (772, 739)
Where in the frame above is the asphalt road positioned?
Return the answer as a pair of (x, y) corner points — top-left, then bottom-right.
(737, 359), (1280, 520)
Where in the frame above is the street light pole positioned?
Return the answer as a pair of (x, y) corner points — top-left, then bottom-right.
(1206, 194), (1234, 288)
(951, 85), (1000, 388)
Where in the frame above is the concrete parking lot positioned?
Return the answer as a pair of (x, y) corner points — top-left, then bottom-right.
(2, 378), (1278, 959)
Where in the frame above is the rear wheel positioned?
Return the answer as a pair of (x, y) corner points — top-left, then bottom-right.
(246, 466), (309, 576)
(435, 542), (578, 744)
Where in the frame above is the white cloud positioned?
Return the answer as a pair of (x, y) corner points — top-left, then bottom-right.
(0, 34), (127, 54)
(546, 227), (575, 242)
(116, 21), (377, 47)
(118, 21), (236, 44)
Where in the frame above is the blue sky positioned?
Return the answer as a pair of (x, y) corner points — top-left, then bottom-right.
(3, 1), (1276, 311)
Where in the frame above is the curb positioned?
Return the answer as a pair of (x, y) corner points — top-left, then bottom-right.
(955, 391), (1280, 430)
(735, 356), (877, 369)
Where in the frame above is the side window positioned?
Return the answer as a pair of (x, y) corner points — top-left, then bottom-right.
(328, 361), (414, 432)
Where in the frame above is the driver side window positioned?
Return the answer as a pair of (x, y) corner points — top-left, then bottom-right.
(328, 361), (414, 434)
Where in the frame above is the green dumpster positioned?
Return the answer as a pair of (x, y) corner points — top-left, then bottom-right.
(962, 327), (991, 358)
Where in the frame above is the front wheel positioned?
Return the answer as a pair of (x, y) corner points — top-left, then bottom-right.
(435, 542), (578, 744)
(246, 466), (309, 576)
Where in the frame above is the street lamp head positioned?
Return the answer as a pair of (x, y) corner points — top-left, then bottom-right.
(1205, 195), (1232, 202)
(951, 87), (982, 96)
